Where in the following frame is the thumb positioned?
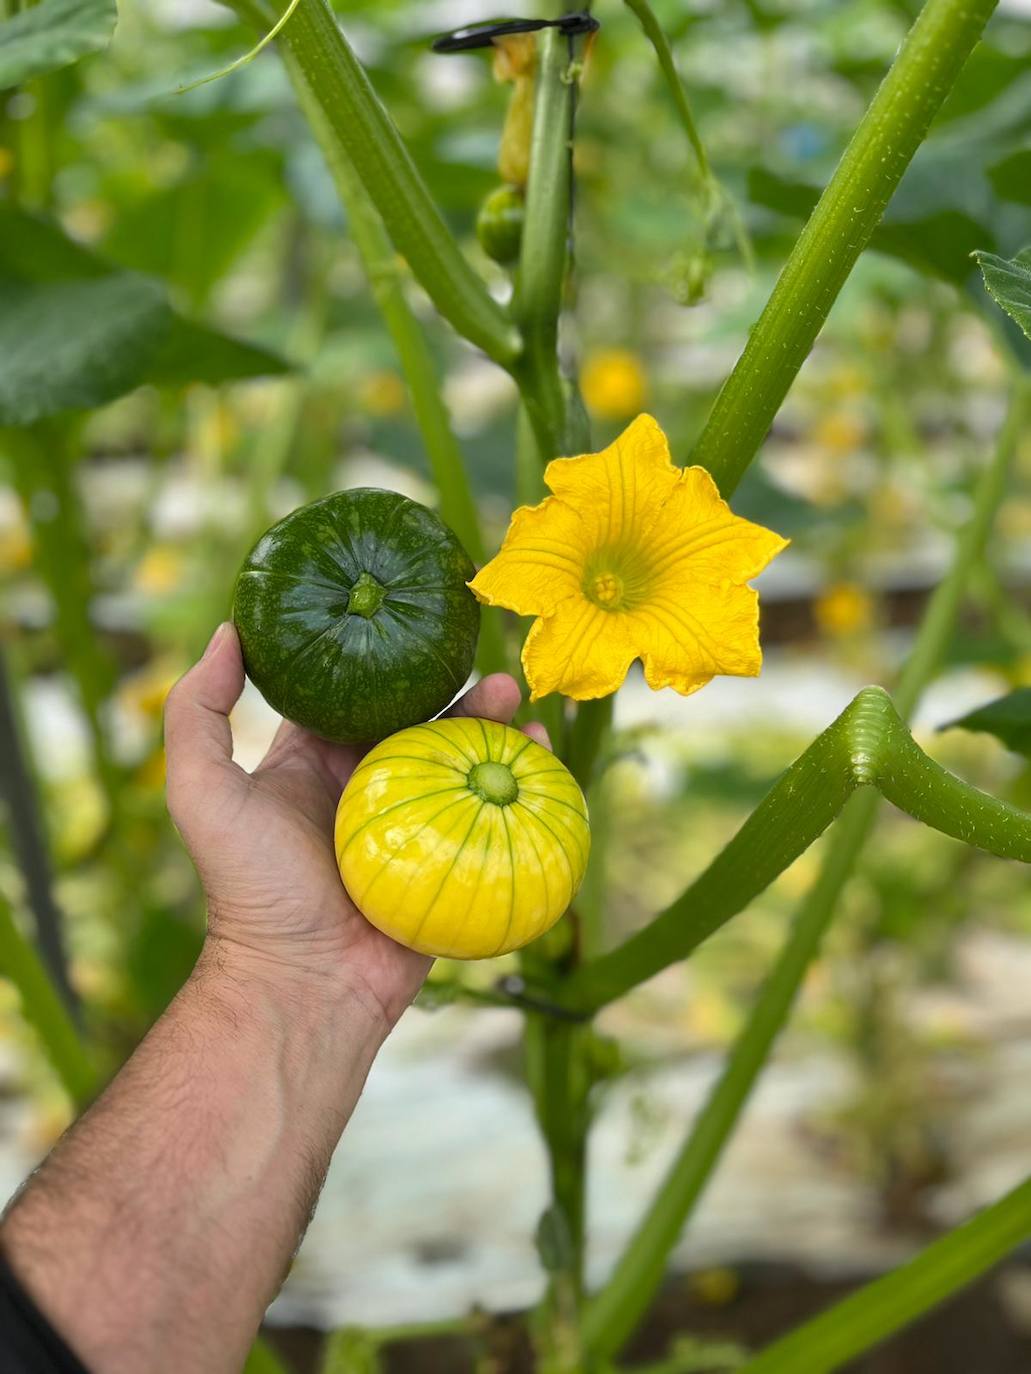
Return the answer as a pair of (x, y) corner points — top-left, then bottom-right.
(164, 622), (246, 821)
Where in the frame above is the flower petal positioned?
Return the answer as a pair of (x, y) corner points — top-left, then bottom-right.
(632, 581), (764, 696)
(647, 466), (789, 587)
(522, 597), (636, 701)
(542, 412), (680, 551)
(468, 496), (588, 616)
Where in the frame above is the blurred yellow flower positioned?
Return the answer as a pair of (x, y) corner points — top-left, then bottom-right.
(358, 369), (407, 417)
(0, 519), (32, 573)
(812, 409), (867, 455)
(469, 414), (787, 701)
(51, 775), (107, 864)
(580, 348), (648, 421)
(133, 545), (184, 595)
(690, 1267), (740, 1307)
(119, 658), (184, 719)
(196, 398), (239, 458)
(814, 582), (874, 637)
(0, 146), (13, 180)
(824, 364), (868, 399)
(21, 1101), (74, 1155)
(135, 745), (167, 791)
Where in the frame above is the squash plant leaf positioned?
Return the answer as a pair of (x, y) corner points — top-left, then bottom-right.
(0, 0), (117, 90)
(987, 150), (1031, 207)
(0, 205), (288, 426)
(0, 274), (171, 427)
(940, 688), (1031, 756)
(973, 248), (1031, 341)
(149, 318), (292, 388)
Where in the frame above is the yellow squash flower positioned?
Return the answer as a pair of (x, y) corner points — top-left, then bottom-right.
(470, 414), (788, 701)
(580, 348), (648, 421)
(814, 581), (874, 637)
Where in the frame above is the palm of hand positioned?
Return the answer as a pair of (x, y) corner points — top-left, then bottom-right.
(212, 727), (430, 1023)
(165, 624), (537, 1026)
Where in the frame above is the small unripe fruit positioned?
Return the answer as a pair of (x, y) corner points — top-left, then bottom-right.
(477, 185), (525, 265)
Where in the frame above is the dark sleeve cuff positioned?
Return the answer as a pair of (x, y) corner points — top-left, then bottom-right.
(0, 1249), (91, 1374)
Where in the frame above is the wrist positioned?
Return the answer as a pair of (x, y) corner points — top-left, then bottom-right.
(193, 934), (394, 1046)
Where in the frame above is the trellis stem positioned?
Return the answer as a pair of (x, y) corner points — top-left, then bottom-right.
(690, 0), (998, 496)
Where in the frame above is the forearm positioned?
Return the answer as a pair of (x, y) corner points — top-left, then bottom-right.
(1, 939), (389, 1374)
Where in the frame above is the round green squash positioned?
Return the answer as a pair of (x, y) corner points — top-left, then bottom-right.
(233, 488), (480, 743)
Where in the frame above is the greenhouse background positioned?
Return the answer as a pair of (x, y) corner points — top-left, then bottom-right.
(3, 0), (1031, 1369)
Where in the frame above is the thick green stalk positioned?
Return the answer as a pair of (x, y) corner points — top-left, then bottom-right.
(564, 683), (1031, 1015)
(563, 698), (863, 1013)
(690, 0), (998, 496)
(495, 28), (596, 1343)
(0, 893), (96, 1107)
(567, 696), (613, 793)
(510, 29), (587, 461)
(579, 385), (1025, 1361)
(231, 0), (519, 366)
(581, 788), (878, 1363)
(285, 70), (508, 678)
(738, 1172), (1031, 1374)
(516, 402), (546, 506)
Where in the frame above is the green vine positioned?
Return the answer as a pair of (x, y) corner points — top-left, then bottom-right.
(690, 0), (999, 496)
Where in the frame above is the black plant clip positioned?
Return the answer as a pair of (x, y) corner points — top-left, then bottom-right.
(431, 12), (599, 54)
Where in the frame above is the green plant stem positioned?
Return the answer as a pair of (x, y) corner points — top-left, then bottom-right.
(501, 32), (596, 1339)
(516, 402), (545, 505)
(582, 785), (885, 1367)
(242, 223), (328, 542)
(620, 0), (711, 185)
(13, 76), (52, 211)
(0, 892), (96, 1107)
(283, 67), (507, 678)
(8, 424), (120, 819)
(689, 0), (998, 496)
(243, 1336), (291, 1374)
(230, 0), (518, 366)
(738, 1172), (1031, 1374)
(563, 681), (1031, 1016)
(0, 645), (77, 1015)
(510, 28), (587, 461)
(579, 382), (1026, 1362)
(567, 696), (613, 793)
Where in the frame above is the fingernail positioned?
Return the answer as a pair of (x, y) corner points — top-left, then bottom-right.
(203, 622), (230, 659)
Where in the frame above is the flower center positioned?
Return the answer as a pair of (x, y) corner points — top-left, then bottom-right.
(583, 545), (652, 613)
(467, 761), (519, 806)
(589, 572), (624, 608)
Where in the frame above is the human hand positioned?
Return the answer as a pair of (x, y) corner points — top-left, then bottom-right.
(164, 622), (548, 1028)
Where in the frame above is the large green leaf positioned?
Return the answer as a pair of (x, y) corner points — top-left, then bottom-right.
(0, 275), (170, 427)
(988, 150), (1031, 207)
(150, 318), (292, 387)
(102, 151), (286, 308)
(0, 205), (287, 425)
(0, 0), (117, 89)
(974, 247), (1031, 340)
(941, 688), (1031, 756)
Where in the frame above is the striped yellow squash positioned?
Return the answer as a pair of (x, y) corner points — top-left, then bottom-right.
(335, 717), (590, 959)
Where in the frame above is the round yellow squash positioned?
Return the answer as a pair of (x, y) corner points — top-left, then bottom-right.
(335, 717), (590, 959)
